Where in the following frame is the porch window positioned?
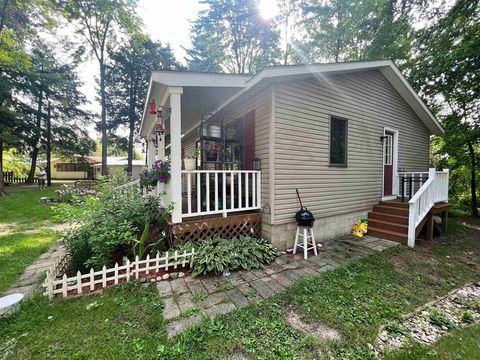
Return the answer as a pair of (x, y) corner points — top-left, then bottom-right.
(329, 116), (348, 166)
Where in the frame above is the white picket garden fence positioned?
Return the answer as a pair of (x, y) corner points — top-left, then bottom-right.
(43, 249), (195, 300)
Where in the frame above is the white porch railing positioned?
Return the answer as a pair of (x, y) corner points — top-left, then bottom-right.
(181, 170), (261, 218)
(407, 169), (449, 247)
(395, 171), (429, 197)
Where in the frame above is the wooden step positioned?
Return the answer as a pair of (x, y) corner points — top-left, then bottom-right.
(368, 211), (409, 225)
(368, 218), (408, 234)
(372, 205), (409, 217)
(367, 227), (407, 243)
(379, 201), (409, 208)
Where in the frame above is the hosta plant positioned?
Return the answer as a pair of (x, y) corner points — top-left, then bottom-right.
(189, 235), (278, 276)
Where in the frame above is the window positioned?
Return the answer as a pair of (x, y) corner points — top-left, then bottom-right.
(56, 163), (90, 172)
(383, 134), (393, 165)
(329, 116), (348, 166)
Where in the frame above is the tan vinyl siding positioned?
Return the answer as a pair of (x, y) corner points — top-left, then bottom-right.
(182, 131), (198, 159)
(180, 86), (273, 224)
(221, 87), (272, 224)
(274, 70), (430, 224)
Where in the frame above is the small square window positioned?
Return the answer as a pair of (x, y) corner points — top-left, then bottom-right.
(329, 116), (348, 166)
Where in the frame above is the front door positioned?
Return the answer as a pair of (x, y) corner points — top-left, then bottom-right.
(383, 131), (394, 196)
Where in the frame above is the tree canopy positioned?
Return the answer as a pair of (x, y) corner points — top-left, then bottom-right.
(185, 0), (281, 74)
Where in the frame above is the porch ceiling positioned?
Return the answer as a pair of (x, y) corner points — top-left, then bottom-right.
(140, 71), (249, 137)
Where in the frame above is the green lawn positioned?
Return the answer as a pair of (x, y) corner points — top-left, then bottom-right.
(385, 323), (480, 360)
(0, 219), (479, 359)
(0, 187), (63, 292)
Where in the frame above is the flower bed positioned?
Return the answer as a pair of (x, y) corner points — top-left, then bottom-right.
(43, 249), (195, 299)
(375, 282), (480, 355)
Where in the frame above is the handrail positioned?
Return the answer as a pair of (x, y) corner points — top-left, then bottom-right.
(116, 178), (140, 190)
(181, 170), (261, 218)
(407, 169), (449, 247)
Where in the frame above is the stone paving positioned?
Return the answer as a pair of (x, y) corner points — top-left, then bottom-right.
(4, 242), (65, 298)
(158, 235), (399, 338)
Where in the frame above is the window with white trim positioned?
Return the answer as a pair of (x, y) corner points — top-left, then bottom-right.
(383, 134), (393, 165)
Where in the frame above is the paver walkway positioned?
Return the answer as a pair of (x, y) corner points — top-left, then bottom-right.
(158, 235), (398, 337)
(4, 243), (65, 297)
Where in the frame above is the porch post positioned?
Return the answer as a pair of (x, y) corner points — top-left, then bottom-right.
(169, 87), (183, 223)
(156, 133), (166, 197)
(147, 138), (156, 167)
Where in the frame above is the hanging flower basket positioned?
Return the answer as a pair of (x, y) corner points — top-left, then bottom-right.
(140, 160), (170, 188)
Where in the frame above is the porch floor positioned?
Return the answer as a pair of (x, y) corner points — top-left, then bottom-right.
(157, 234), (399, 338)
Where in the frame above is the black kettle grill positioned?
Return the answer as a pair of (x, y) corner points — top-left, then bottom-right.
(295, 189), (315, 227)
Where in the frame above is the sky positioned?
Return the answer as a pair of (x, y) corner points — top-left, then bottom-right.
(78, 0), (279, 139)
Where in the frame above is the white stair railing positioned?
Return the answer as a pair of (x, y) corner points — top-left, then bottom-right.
(408, 169), (449, 247)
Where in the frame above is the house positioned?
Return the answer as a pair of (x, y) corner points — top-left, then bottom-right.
(49, 156), (145, 180)
(50, 156), (96, 180)
(139, 60), (449, 249)
(91, 157), (145, 180)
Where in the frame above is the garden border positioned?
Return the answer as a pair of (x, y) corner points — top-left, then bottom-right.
(42, 249), (195, 300)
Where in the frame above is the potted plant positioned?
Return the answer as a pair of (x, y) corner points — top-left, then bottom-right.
(184, 148), (199, 171)
(225, 124), (236, 139)
(205, 142), (220, 161)
(140, 160), (170, 189)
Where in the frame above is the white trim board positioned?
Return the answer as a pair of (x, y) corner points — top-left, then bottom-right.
(382, 127), (399, 200)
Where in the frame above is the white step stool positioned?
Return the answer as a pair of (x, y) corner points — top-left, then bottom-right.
(293, 226), (318, 260)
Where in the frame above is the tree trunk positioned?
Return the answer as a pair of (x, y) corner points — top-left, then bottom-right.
(0, 140), (6, 195)
(46, 99), (52, 187)
(0, 0), (9, 34)
(127, 116), (134, 176)
(127, 79), (135, 176)
(467, 141), (479, 217)
(27, 89), (43, 183)
(100, 61), (108, 176)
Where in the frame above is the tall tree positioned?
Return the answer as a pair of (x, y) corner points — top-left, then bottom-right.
(15, 41), (95, 185)
(106, 33), (180, 175)
(299, 0), (423, 63)
(58, 0), (138, 175)
(185, 0), (281, 74)
(410, 0), (480, 216)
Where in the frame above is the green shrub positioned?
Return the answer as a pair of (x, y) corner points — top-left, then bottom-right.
(425, 309), (456, 329)
(189, 236), (278, 276)
(459, 310), (474, 323)
(61, 182), (165, 272)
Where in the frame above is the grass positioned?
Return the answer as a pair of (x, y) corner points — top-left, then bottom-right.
(385, 323), (480, 360)
(0, 218), (478, 359)
(0, 187), (61, 230)
(0, 186), (63, 292)
(0, 231), (58, 293)
(0, 283), (166, 360)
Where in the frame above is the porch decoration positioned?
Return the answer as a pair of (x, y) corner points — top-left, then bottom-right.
(184, 148), (200, 171)
(149, 98), (156, 114)
(154, 107), (165, 135)
(140, 159), (170, 188)
(204, 142), (221, 161)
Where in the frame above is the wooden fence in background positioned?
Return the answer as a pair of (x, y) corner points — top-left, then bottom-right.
(43, 249), (195, 300)
(2, 171), (29, 184)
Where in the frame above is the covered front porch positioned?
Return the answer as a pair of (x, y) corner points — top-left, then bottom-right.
(140, 71), (262, 236)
